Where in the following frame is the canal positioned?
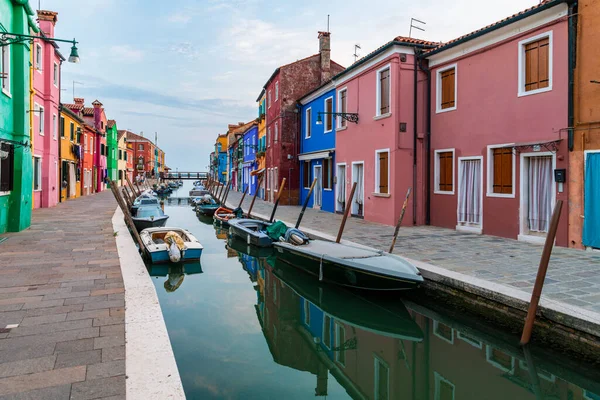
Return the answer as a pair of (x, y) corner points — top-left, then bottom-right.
(148, 184), (600, 400)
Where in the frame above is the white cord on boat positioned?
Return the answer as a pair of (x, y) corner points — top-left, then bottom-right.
(319, 254), (324, 281)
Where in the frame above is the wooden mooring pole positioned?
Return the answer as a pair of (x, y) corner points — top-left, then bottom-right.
(217, 180), (226, 203)
(222, 180), (233, 205)
(295, 178), (317, 229)
(247, 176), (263, 219)
(238, 187), (249, 209)
(109, 180), (144, 250)
(520, 199), (563, 345)
(336, 182), (357, 243)
(269, 178), (287, 223)
(389, 187), (412, 253)
(126, 176), (140, 197)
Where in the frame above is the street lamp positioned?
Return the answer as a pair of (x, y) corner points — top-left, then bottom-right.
(316, 111), (359, 125)
(1, 34), (80, 64)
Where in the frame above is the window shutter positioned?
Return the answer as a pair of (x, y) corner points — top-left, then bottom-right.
(379, 152), (388, 194)
(380, 69), (390, 115)
(441, 68), (455, 109)
(525, 38), (549, 92)
(438, 152), (453, 191)
(538, 38), (549, 89)
(492, 148), (513, 194)
(0, 143), (14, 191)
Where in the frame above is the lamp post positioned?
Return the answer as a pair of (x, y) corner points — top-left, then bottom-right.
(315, 111), (359, 125)
(0, 33), (80, 63)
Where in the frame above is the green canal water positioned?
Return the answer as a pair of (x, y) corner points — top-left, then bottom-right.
(148, 190), (600, 400)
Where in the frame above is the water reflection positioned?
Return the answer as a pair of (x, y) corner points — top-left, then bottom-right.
(147, 262), (203, 293)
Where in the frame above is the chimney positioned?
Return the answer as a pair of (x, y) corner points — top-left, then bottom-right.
(92, 100), (103, 131)
(318, 31), (331, 83)
(37, 10), (58, 37)
(74, 98), (85, 105)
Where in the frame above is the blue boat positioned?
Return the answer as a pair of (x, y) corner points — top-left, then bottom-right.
(140, 227), (203, 264)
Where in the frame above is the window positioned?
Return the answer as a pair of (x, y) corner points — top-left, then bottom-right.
(335, 322), (346, 366)
(303, 161), (311, 188)
(70, 122), (74, 141)
(457, 331), (482, 349)
(303, 300), (310, 325)
(0, 142), (14, 193)
(90, 137), (94, 153)
(275, 81), (279, 100)
(124, 152), (127, 161)
(52, 114), (57, 140)
(486, 346), (514, 373)
(119, 150), (122, 160)
(374, 356), (390, 400)
(377, 66), (391, 116)
(323, 158), (332, 190)
(59, 117), (65, 138)
(138, 144), (144, 151)
(434, 372), (455, 400)
(322, 315), (331, 349)
(375, 150), (389, 194)
(274, 122), (278, 143)
(84, 135), (88, 153)
(305, 108), (311, 138)
(433, 320), (454, 344)
(1, 45), (10, 95)
(490, 147), (513, 196)
(33, 156), (42, 191)
(435, 149), (454, 194)
(437, 65), (457, 112)
(324, 97), (333, 132)
(519, 32), (552, 96)
(53, 63), (58, 87)
(37, 105), (44, 135)
(268, 90), (271, 108)
(35, 44), (42, 71)
(338, 88), (347, 128)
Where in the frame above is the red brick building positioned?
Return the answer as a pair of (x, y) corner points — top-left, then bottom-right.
(122, 131), (155, 179)
(262, 32), (344, 204)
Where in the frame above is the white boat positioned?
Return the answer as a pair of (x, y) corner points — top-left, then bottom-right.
(140, 227), (203, 264)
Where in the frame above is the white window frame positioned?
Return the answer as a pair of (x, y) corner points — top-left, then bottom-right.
(305, 108), (312, 138)
(374, 355), (390, 400)
(52, 114), (57, 140)
(433, 320), (454, 344)
(322, 314), (332, 350)
(84, 134), (88, 153)
(517, 360), (556, 382)
(274, 122), (278, 143)
(53, 62), (58, 87)
(33, 156), (42, 191)
(434, 372), (455, 400)
(334, 322), (346, 367)
(35, 43), (42, 72)
(337, 87), (347, 129)
(275, 81), (279, 100)
(457, 331), (483, 349)
(36, 104), (45, 136)
(375, 64), (391, 118)
(434, 148), (455, 195)
(267, 127), (271, 147)
(456, 155), (483, 234)
(324, 96), (334, 133)
(436, 63), (458, 113)
(303, 299), (310, 326)
(1, 45), (10, 96)
(335, 163), (347, 213)
(517, 30), (553, 98)
(486, 345), (515, 374)
(374, 148), (390, 196)
(268, 90), (272, 108)
(138, 144), (143, 151)
(486, 144), (516, 198)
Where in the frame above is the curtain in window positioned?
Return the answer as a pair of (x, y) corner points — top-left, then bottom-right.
(528, 156), (552, 232)
(583, 153), (600, 248)
(337, 166), (346, 204)
(355, 165), (364, 205)
(458, 159), (481, 224)
(69, 164), (76, 198)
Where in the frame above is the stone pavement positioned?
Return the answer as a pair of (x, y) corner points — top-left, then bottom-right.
(225, 190), (600, 316)
(0, 191), (125, 399)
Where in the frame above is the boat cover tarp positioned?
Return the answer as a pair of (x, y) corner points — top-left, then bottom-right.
(266, 221), (288, 241)
(164, 231), (185, 251)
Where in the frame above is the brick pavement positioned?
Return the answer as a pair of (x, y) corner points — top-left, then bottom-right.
(226, 190), (600, 315)
(0, 191), (125, 399)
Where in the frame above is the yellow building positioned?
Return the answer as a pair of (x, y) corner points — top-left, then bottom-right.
(117, 131), (128, 186)
(59, 106), (83, 200)
(255, 89), (267, 198)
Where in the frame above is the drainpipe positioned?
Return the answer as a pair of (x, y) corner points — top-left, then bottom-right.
(567, 1), (578, 152)
(417, 49), (432, 225)
(412, 52), (418, 225)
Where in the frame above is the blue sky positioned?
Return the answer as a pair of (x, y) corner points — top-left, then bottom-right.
(43, 0), (540, 170)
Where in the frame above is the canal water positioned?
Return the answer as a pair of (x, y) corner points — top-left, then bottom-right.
(148, 183), (600, 400)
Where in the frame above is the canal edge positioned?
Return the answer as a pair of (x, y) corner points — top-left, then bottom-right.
(112, 207), (186, 399)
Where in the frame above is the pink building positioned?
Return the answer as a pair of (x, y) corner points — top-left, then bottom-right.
(32, 10), (63, 208)
(334, 37), (437, 225)
(426, 1), (570, 246)
(80, 99), (108, 193)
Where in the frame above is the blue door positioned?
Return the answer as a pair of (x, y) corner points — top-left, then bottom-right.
(583, 153), (600, 249)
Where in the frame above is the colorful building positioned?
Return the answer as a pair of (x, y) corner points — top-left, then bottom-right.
(32, 10), (63, 209)
(0, 0), (38, 233)
(426, 0), (571, 246)
(298, 84), (336, 213)
(242, 122), (258, 195)
(106, 119), (118, 185)
(255, 90), (267, 198)
(125, 130), (154, 180)
(126, 140), (133, 183)
(570, 0), (599, 250)
(81, 123), (95, 195)
(261, 31), (345, 205)
(117, 130), (127, 186)
(214, 133), (228, 184)
(59, 104), (82, 200)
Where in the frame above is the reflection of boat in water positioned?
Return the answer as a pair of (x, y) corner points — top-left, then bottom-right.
(147, 262), (203, 293)
(227, 236), (274, 259)
(213, 222), (228, 240)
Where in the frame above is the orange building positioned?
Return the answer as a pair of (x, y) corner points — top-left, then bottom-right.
(570, 0), (600, 249)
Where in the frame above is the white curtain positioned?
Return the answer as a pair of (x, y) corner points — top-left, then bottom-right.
(337, 166), (346, 203)
(69, 164), (76, 198)
(355, 165), (364, 205)
(458, 159), (481, 224)
(528, 156), (553, 232)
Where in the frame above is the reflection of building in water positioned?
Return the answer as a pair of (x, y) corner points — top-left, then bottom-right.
(256, 259), (599, 400)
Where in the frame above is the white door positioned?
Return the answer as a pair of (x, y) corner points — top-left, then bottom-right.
(336, 164), (346, 212)
(314, 165), (322, 209)
(520, 154), (554, 240)
(457, 158), (482, 230)
(352, 163), (364, 216)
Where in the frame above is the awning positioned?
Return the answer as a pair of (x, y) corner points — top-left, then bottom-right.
(506, 139), (562, 154)
(251, 168), (265, 176)
(298, 149), (334, 161)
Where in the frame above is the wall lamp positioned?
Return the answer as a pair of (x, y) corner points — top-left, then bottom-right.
(0, 33), (80, 63)
(316, 111), (359, 125)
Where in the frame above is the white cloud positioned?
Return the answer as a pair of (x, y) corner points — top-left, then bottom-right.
(109, 45), (144, 63)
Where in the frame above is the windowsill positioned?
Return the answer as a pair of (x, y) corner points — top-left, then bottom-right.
(305, 136), (311, 139)
(324, 188), (332, 192)
(436, 105), (457, 114)
(372, 192), (390, 198)
(1, 89), (11, 98)
(39, 133), (44, 136)
(517, 233), (547, 245)
(434, 190), (455, 195)
(0, 191), (10, 197)
(456, 225), (482, 234)
(518, 86), (552, 98)
(373, 113), (392, 121)
(33, 189), (42, 192)
(486, 192), (515, 199)
(337, 125), (348, 132)
(324, 129), (333, 134)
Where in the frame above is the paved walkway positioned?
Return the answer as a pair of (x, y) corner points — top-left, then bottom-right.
(0, 191), (125, 399)
(226, 190), (600, 315)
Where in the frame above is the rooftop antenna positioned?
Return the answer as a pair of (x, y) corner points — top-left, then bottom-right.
(353, 44), (361, 63)
(409, 17), (426, 38)
(38, 0), (41, 10)
(327, 14), (330, 32)
(72, 81), (84, 101)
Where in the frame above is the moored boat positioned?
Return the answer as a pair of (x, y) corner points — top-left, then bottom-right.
(131, 196), (160, 216)
(140, 227), (203, 264)
(227, 218), (273, 247)
(213, 206), (238, 226)
(132, 205), (169, 231)
(272, 239), (423, 291)
(196, 199), (220, 216)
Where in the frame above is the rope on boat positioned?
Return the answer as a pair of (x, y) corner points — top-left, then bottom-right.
(319, 254), (324, 281)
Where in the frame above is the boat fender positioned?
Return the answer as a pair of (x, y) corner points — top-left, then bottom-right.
(168, 242), (181, 263)
(284, 228), (309, 245)
(319, 254), (324, 282)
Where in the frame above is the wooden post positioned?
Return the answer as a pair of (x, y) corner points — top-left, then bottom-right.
(295, 178), (317, 229)
(217, 180), (226, 203)
(126, 175), (140, 197)
(109, 180), (144, 250)
(389, 187), (412, 253)
(336, 182), (357, 243)
(520, 199), (563, 345)
(247, 175), (263, 219)
(223, 180), (233, 206)
(238, 187), (249, 209)
(121, 188), (133, 208)
(522, 345), (544, 400)
(269, 178), (287, 223)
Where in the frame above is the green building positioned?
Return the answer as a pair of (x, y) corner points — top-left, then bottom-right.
(106, 119), (118, 186)
(0, 0), (38, 233)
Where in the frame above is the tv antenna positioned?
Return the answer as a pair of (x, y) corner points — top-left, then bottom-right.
(72, 81), (84, 101)
(409, 18), (426, 38)
(353, 44), (361, 63)
(327, 14), (330, 32)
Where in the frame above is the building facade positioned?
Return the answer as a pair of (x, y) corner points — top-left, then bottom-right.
(59, 105), (82, 200)
(81, 123), (95, 195)
(117, 130), (127, 186)
(242, 123), (258, 195)
(215, 133), (228, 184)
(256, 90), (267, 198)
(106, 119), (118, 185)
(126, 140), (133, 183)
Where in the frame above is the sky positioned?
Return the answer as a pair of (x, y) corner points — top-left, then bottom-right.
(42, 0), (541, 171)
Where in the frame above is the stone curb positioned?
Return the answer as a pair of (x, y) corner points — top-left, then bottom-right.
(112, 207), (185, 399)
